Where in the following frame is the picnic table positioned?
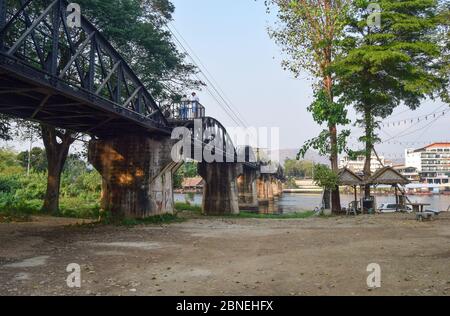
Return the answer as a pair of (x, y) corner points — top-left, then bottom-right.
(406, 203), (431, 213)
(407, 203), (433, 221)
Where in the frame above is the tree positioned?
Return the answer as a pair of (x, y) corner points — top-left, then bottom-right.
(173, 162), (199, 189)
(437, 0), (450, 103)
(10, 119), (75, 213)
(0, 149), (20, 172)
(333, 0), (447, 197)
(267, 0), (352, 212)
(40, 125), (77, 214)
(17, 147), (48, 173)
(0, 115), (12, 141)
(63, 153), (89, 178)
(284, 159), (314, 178)
(313, 164), (339, 191)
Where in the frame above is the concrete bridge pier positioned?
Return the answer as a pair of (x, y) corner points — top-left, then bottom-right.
(267, 176), (274, 201)
(272, 179), (284, 197)
(88, 135), (176, 219)
(257, 177), (268, 205)
(278, 180), (284, 196)
(198, 162), (239, 215)
(257, 175), (275, 205)
(237, 164), (259, 211)
(272, 179), (280, 197)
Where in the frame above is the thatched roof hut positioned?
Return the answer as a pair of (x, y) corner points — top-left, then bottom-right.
(367, 166), (410, 186)
(338, 168), (364, 186)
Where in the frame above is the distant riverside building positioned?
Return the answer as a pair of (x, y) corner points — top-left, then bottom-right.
(182, 177), (204, 192)
(392, 165), (421, 183)
(339, 155), (391, 174)
(405, 143), (450, 184)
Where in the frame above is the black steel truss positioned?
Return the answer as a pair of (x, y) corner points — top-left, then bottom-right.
(0, 0), (169, 136)
(171, 116), (259, 168)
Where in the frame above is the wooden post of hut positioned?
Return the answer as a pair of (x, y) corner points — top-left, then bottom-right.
(338, 168), (364, 215)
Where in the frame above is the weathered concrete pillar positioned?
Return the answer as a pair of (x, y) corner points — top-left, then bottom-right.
(278, 180), (284, 196)
(257, 176), (269, 205)
(198, 162), (239, 215)
(236, 165), (259, 210)
(88, 135), (176, 219)
(272, 179), (280, 197)
(267, 177), (274, 200)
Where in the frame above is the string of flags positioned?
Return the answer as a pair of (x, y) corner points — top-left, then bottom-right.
(379, 108), (450, 128)
(348, 139), (450, 147)
(379, 152), (405, 158)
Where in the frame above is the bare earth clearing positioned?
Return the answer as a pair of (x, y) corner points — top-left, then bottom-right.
(0, 213), (449, 296)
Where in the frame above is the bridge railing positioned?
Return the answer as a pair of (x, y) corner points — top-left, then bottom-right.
(165, 101), (206, 121)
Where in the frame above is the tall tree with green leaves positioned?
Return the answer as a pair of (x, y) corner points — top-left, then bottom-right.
(333, 0), (447, 197)
(17, 147), (48, 173)
(40, 125), (78, 214)
(437, 0), (450, 103)
(267, 0), (352, 212)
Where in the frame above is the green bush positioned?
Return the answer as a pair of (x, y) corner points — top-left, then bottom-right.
(61, 171), (101, 199)
(0, 148), (103, 220)
(0, 173), (46, 212)
(175, 202), (202, 213)
(14, 173), (47, 200)
(0, 174), (21, 193)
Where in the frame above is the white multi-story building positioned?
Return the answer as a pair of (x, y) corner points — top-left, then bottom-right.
(339, 155), (389, 174)
(405, 143), (450, 184)
(405, 149), (422, 171)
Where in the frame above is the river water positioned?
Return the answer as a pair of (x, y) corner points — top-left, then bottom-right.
(175, 193), (450, 214)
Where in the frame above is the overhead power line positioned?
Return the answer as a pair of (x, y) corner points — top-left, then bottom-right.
(381, 110), (450, 143)
(168, 22), (249, 127)
(380, 106), (449, 128)
(166, 22), (248, 128)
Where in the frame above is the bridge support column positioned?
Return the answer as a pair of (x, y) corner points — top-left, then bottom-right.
(279, 180), (284, 196)
(267, 176), (274, 201)
(88, 135), (176, 219)
(257, 175), (272, 205)
(198, 162), (239, 215)
(272, 179), (280, 197)
(237, 164), (259, 210)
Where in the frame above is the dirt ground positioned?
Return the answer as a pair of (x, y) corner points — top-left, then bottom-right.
(0, 212), (449, 296)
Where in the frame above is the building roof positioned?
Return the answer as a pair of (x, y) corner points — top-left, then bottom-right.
(338, 168), (364, 186)
(367, 167), (410, 185)
(425, 142), (450, 149)
(412, 142), (450, 153)
(182, 177), (204, 188)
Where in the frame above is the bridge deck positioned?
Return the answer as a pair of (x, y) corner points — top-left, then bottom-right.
(0, 54), (170, 137)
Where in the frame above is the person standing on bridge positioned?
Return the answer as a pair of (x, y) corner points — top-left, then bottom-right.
(190, 92), (200, 118)
(180, 94), (188, 120)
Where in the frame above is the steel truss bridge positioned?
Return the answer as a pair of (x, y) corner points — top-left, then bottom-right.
(0, 0), (276, 171)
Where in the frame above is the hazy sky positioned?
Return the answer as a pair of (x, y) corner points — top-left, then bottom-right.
(170, 0), (450, 161)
